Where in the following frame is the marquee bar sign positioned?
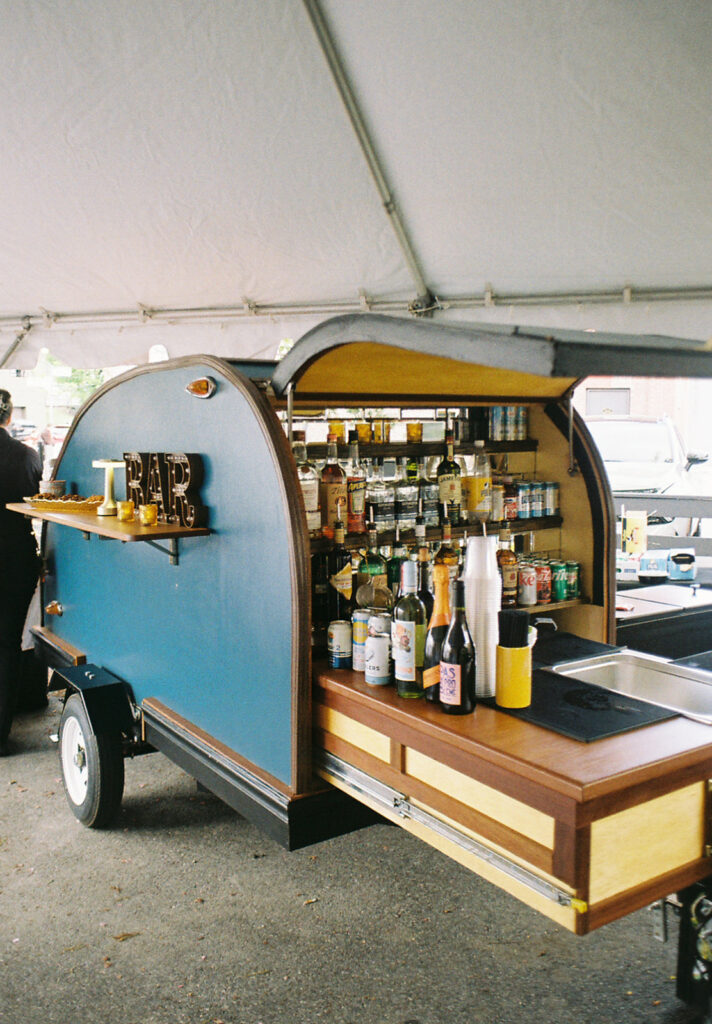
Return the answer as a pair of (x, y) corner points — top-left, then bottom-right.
(124, 452), (208, 528)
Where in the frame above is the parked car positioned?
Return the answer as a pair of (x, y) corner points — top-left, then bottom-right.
(585, 415), (709, 536)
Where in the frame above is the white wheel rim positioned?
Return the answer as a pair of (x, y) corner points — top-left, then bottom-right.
(61, 716), (89, 805)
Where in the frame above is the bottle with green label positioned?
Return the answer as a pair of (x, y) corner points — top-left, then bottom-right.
(391, 559), (426, 698)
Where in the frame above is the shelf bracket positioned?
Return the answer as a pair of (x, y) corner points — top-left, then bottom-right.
(143, 538), (180, 566)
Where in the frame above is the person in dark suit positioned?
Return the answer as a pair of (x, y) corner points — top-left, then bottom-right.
(0, 390), (42, 754)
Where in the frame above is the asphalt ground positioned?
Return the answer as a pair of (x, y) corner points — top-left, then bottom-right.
(0, 694), (704, 1024)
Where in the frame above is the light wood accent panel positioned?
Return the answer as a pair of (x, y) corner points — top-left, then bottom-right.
(589, 782), (706, 904)
(31, 625), (86, 665)
(319, 764), (579, 932)
(404, 748), (555, 850)
(315, 702), (390, 762)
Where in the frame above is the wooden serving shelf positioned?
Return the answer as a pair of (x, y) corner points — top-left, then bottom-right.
(314, 665), (712, 934)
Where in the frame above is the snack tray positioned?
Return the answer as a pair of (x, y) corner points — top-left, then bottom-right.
(23, 497), (102, 513)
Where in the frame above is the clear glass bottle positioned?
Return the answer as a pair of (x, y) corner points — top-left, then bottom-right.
(319, 432), (347, 536)
(418, 458), (440, 527)
(472, 440), (492, 522)
(292, 430), (321, 536)
(423, 562), (451, 702)
(439, 579), (476, 714)
(345, 429), (367, 535)
(392, 559), (426, 699)
(394, 457), (419, 532)
(366, 457), (396, 532)
(355, 522), (388, 598)
(436, 430), (462, 525)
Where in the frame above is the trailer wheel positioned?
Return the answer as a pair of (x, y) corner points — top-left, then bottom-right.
(59, 693), (124, 828)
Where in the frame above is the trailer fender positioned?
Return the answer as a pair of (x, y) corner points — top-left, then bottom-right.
(50, 664), (135, 737)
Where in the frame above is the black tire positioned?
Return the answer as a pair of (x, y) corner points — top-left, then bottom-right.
(58, 693), (124, 828)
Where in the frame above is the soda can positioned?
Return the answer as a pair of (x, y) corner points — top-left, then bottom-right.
(544, 481), (560, 517)
(566, 561), (581, 600)
(529, 481), (544, 518)
(489, 405), (505, 441)
(351, 609), (370, 672)
(364, 632), (391, 686)
(515, 406), (528, 441)
(504, 405), (517, 441)
(491, 484), (505, 522)
(516, 482), (531, 519)
(368, 611), (392, 636)
(550, 560), (568, 602)
(535, 561), (552, 604)
(328, 620), (352, 669)
(517, 562), (538, 606)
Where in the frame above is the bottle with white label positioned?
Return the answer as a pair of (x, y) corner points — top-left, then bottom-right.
(391, 559), (426, 699)
(319, 432), (347, 535)
(439, 579), (476, 714)
(292, 430), (320, 536)
(436, 430), (462, 525)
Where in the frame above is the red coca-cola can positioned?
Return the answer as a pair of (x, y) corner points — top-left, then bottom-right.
(517, 562), (538, 606)
(535, 561), (552, 604)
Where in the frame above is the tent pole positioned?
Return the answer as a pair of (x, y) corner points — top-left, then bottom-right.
(302, 0), (434, 315)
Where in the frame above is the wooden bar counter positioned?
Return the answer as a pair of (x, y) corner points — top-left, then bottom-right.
(314, 665), (712, 934)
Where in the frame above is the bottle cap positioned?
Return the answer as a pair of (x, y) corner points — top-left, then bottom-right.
(400, 559), (417, 591)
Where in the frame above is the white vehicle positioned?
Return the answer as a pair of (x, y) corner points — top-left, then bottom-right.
(585, 415), (709, 536)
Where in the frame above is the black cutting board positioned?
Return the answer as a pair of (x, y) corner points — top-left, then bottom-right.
(485, 667), (677, 742)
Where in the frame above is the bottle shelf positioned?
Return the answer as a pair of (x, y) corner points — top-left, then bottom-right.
(309, 515), (563, 552)
(306, 439), (537, 460)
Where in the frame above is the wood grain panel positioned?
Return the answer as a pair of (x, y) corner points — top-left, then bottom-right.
(589, 782), (706, 904)
(314, 702), (390, 762)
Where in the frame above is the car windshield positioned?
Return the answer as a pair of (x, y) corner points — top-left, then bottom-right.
(587, 420), (675, 463)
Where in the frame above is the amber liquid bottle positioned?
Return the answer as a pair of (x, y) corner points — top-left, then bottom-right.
(319, 432), (347, 535)
(497, 529), (519, 607)
(423, 562), (451, 702)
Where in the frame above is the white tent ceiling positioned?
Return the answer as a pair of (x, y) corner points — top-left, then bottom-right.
(1, 0), (711, 368)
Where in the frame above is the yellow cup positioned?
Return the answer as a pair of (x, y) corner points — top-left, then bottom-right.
(138, 503), (158, 526)
(355, 421), (372, 443)
(116, 500), (135, 522)
(372, 419), (391, 443)
(406, 421), (423, 443)
(328, 420), (346, 443)
(495, 645), (532, 709)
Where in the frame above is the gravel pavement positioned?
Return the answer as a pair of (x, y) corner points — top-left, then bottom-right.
(0, 694), (703, 1024)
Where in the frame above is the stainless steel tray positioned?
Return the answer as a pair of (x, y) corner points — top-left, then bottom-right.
(553, 649), (712, 725)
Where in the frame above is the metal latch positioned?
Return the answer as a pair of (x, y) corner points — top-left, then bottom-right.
(650, 896), (681, 942)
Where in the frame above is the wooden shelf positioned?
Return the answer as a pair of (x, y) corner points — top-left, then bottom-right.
(7, 502), (209, 565)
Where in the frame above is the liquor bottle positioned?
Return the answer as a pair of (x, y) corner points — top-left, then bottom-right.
(423, 564), (450, 702)
(433, 509), (460, 594)
(416, 544), (434, 621)
(387, 527), (408, 601)
(472, 440), (492, 522)
(366, 458), (396, 533)
(439, 578), (476, 714)
(311, 549), (330, 654)
(497, 529), (518, 607)
(328, 517), (354, 622)
(436, 430), (462, 524)
(394, 457), (419, 532)
(292, 430), (321, 536)
(391, 559), (426, 699)
(345, 430), (367, 534)
(319, 432), (347, 536)
(355, 522), (388, 597)
(418, 458), (440, 527)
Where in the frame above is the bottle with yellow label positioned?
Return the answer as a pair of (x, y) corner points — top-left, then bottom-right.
(328, 518), (354, 622)
(423, 563), (451, 703)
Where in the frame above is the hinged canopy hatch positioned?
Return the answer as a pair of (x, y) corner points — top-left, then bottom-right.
(271, 314), (712, 406)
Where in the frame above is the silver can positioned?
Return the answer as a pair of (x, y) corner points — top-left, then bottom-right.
(368, 612), (392, 636)
(364, 632), (391, 686)
(544, 481), (560, 517)
(351, 608), (370, 672)
(489, 405), (505, 441)
(515, 406), (528, 441)
(328, 620), (352, 669)
(516, 482), (531, 519)
(504, 405), (518, 441)
(517, 562), (538, 606)
(529, 481), (544, 518)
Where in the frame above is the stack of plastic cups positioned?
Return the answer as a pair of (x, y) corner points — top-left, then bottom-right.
(463, 534), (502, 698)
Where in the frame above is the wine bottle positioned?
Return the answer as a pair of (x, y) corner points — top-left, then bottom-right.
(416, 544), (434, 622)
(439, 578), (476, 714)
(386, 526), (407, 601)
(391, 559), (426, 699)
(423, 562), (450, 702)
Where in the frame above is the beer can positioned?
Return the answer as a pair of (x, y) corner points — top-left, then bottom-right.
(565, 561), (581, 600)
(535, 561), (552, 604)
(517, 562), (538, 606)
(544, 481), (559, 517)
(489, 405), (505, 441)
(364, 632), (391, 686)
(351, 608), (370, 672)
(368, 611), (392, 636)
(491, 484), (505, 522)
(550, 560), (568, 602)
(504, 405), (518, 441)
(529, 481), (544, 518)
(516, 482), (531, 519)
(515, 406), (528, 441)
(328, 620), (352, 669)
